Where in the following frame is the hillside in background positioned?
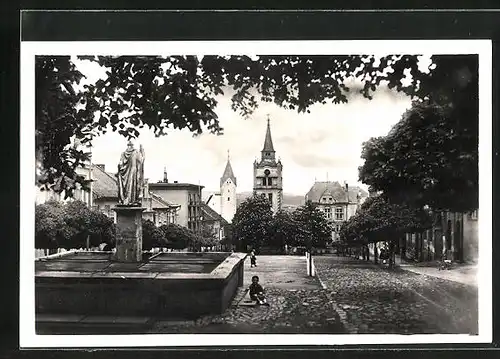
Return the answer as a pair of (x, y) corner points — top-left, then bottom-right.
(204, 187), (368, 208)
(236, 192), (305, 207)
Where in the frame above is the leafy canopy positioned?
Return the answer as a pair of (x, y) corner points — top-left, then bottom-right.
(232, 193), (273, 250)
(36, 54), (475, 196)
(358, 54), (478, 213)
(339, 196), (432, 244)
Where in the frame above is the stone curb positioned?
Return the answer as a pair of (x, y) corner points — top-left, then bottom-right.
(315, 270), (358, 334)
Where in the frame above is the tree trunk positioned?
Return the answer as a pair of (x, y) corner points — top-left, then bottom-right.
(366, 244), (370, 261)
(389, 241), (395, 268)
(374, 243), (379, 264)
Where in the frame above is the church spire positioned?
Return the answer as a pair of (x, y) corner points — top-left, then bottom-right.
(220, 150), (237, 187)
(261, 115), (276, 161)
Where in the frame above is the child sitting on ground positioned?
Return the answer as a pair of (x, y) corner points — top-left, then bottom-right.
(249, 275), (269, 306)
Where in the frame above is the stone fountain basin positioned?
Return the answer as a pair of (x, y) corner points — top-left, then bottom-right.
(35, 251), (247, 320)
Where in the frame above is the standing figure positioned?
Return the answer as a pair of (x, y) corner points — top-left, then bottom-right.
(117, 141), (145, 206)
(250, 249), (257, 267)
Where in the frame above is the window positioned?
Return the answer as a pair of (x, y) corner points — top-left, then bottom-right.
(262, 178), (267, 186)
(324, 207), (332, 219)
(266, 152), (270, 156)
(267, 177), (272, 186)
(227, 197), (230, 201)
(268, 193), (273, 203)
(335, 207), (344, 220)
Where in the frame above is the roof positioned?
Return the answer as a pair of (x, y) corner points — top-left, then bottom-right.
(305, 181), (368, 203)
(149, 182), (204, 190)
(201, 203), (229, 226)
(77, 165), (181, 207)
(149, 192), (180, 209)
(220, 159), (237, 187)
(86, 165), (118, 199)
(262, 119), (275, 153)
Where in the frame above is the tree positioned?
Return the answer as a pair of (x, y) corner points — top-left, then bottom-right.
(339, 195), (432, 267)
(35, 200), (116, 251)
(35, 201), (71, 252)
(359, 101), (477, 213)
(268, 210), (300, 251)
(232, 194), (273, 251)
(142, 219), (164, 251)
(36, 54), (477, 196)
(159, 223), (196, 250)
(293, 201), (333, 250)
(36, 57), (93, 198)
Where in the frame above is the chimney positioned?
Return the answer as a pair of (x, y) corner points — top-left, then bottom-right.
(163, 167), (168, 183)
(95, 164), (105, 171)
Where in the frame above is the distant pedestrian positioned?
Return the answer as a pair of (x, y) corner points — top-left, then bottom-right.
(249, 275), (269, 306)
(250, 249), (257, 267)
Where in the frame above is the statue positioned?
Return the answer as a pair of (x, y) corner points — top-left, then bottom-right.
(117, 140), (145, 206)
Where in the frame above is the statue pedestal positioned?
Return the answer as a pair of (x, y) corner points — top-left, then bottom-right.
(112, 206), (146, 262)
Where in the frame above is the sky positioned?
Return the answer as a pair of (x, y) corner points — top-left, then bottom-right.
(74, 58), (414, 195)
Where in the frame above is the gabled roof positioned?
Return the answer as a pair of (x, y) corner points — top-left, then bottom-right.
(149, 192), (180, 209)
(88, 165), (118, 199)
(305, 181), (368, 203)
(79, 165), (181, 207)
(201, 202), (229, 226)
(220, 159), (237, 187)
(262, 119), (275, 153)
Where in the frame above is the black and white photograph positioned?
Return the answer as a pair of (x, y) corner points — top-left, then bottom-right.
(20, 38), (492, 347)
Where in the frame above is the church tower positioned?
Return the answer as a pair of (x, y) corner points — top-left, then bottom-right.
(220, 150), (237, 223)
(253, 116), (283, 213)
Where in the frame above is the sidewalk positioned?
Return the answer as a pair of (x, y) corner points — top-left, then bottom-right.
(397, 260), (478, 287)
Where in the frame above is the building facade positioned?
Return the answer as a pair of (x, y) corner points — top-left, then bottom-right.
(305, 181), (367, 242)
(148, 172), (204, 232)
(36, 164), (180, 226)
(402, 209), (478, 264)
(253, 118), (283, 213)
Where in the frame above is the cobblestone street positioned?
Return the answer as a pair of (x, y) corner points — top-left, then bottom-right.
(149, 255), (478, 334)
(150, 256), (345, 334)
(314, 256), (478, 335)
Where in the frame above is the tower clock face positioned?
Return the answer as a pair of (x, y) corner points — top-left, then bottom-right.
(264, 169), (270, 176)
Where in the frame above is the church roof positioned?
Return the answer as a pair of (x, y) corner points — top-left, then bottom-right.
(220, 159), (237, 187)
(305, 181), (368, 203)
(262, 119), (275, 153)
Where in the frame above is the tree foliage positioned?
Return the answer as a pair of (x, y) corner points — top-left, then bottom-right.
(35, 200), (115, 249)
(142, 219), (164, 250)
(359, 55), (478, 213)
(36, 54), (477, 196)
(339, 196), (432, 244)
(159, 223), (196, 250)
(293, 201), (333, 249)
(359, 101), (477, 213)
(268, 210), (300, 250)
(232, 194), (273, 250)
(35, 201), (72, 249)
